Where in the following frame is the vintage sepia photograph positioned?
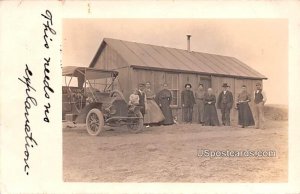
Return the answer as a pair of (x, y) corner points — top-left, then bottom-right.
(3, 0), (300, 193)
(62, 19), (288, 182)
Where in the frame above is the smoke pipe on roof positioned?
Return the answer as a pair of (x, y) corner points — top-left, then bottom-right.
(186, 34), (191, 52)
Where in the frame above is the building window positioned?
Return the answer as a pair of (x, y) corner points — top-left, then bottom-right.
(170, 89), (178, 106)
(166, 73), (179, 107)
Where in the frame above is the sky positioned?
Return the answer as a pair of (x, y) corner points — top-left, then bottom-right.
(63, 19), (288, 105)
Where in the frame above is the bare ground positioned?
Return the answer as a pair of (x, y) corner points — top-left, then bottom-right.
(63, 119), (287, 183)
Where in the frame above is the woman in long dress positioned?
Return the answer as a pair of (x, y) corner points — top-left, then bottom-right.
(237, 85), (255, 128)
(143, 82), (165, 127)
(156, 83), (174, 125)
(203, 88), (220, 126)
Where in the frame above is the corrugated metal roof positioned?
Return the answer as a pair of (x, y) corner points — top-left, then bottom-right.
(90, 38), (267, 79)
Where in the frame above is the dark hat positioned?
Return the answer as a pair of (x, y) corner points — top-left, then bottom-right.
(185, 83), (192, 88)
(222, 83), (229, 87)
(198, 83), (203, 86)
(256, 82), (262, 86)
(241, 85), (246, 87)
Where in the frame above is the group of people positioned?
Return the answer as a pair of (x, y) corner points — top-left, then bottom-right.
(129, 82), (174, 127)
(129, 81), (267, 129)
(180, 82), (267, 129)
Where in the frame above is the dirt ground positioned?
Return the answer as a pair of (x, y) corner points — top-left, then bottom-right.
(63, 117), (287, 183)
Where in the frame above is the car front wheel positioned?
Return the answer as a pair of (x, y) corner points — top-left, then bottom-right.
(86, 108), (104, 136)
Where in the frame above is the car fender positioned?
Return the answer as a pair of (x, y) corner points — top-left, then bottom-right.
(75, 102), (102, 123)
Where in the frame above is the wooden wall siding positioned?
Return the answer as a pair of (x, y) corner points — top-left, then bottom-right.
(94, 43), (129, 70)
(197, 75), (212, 93)
(132, 69), (155, 90)
(131, 68), (166, 101)
(130, 68), (138, 90)
(210, 76), (236, 124)
(178, 73), (199, 91)
(93, 44), (131, 100)
(114, 67), (130, 99)
(211, 76), (235, 97)
(165, 73), (179, 89)
(153, 70), (165, 93)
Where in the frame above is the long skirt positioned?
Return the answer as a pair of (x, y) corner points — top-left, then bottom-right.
(144, 99), (165, 124)
(196, 99), (205, 123)
(238, 102), (255, 127)
(160, 103), (174, 125)
(203, 104), (220, 126)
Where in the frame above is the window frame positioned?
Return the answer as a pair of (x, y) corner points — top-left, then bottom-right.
(170, 89), (179, 107)
(166, 73), (179, 108)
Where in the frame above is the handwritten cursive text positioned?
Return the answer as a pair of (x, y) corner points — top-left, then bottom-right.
(18, 64), (38, 175)
(41, 10), (56, 49)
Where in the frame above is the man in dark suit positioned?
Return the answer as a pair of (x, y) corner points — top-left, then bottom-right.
(217, 83), (234, 126)
(181, 83), (195, 123)
(137, 83), (146, 116)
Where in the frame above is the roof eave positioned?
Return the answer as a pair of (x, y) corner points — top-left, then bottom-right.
(130, 65), (267, 80)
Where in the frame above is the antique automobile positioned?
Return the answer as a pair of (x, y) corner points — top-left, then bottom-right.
(62, 66), (143, 135)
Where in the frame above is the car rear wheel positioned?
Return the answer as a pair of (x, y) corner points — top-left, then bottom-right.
(86, 108), (104, 136)
(127, 110), (144, 133)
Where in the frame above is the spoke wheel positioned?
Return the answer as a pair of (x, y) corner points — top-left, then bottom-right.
(86, 108), (104, 136)
(127, 110), (144, 133)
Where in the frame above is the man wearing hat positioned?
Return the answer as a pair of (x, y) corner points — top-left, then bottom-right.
(253, 82), (267, 129)
(181, 83), (195, 123)
(217, 83), (234, 126)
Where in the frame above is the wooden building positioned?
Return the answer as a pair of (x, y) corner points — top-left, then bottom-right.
(89, 38), (267, 123)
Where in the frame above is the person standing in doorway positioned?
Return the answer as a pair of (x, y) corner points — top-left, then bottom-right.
(217, 83), (234, 126)
(236, 85), (255, 128)
(253, 82), (267, 129)
(181, 83), (195, 123)
(195, 83), (205, 125)
(156, 83), (174, 125)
